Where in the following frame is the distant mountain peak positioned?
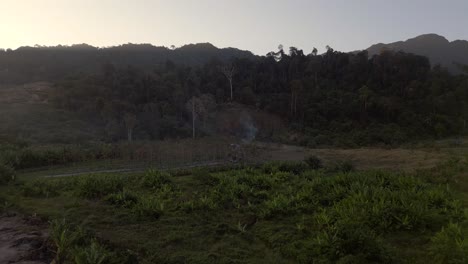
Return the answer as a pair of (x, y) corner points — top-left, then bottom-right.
(413, 33), (448, 41)
(407, 34), (450, 46)
(178, 43), (218, 50)
(367, 33), (468, 73)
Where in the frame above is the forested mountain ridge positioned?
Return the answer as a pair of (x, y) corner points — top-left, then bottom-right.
(47, 46), (468, 146)
(1, 38), (468, 146)
(0, 43), (256, 84)
(367, 34), (468, 73)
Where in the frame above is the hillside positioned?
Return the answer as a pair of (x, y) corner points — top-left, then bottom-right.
(0, 42), (467, 145)
(0, 43), (256, 84)
(367, 34), (468, 73)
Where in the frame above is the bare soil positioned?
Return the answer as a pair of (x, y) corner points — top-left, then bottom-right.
(0, 215), (51, 264)
(0, 82), (52, 104)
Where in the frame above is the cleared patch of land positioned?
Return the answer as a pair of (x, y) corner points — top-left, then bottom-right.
(256, 143), (449, 170)
(18, 142), (458, 180)
(0, 215), (50, 264)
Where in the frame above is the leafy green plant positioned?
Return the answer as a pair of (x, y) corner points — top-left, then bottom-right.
(132, 195), (164, 219)
(0, 162), (15, 185)
(74, 239), (110, 264)
(430, 223), (468, 264)
(139, 168), (172, 189)
(49, 218), (81, 263)
(105, 188), (138, 207)
(75, 174), (126, 199)
(22, 179), (61, 198)
(260, 194), (293, 218)
(237, 221), (248, 233)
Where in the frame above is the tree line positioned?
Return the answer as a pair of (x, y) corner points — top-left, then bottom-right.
(8, 44), (468, 146)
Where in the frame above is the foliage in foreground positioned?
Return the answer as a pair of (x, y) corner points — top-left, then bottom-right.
(49, 218), (134, 264)
(0, 162), (15, 185)
(9, 161), (468, 263)
(430, 223), (468, 264)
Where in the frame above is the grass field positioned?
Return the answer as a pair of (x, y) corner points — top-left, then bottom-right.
(1, 149), (468, 263)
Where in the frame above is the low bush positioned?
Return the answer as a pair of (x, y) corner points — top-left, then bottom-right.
(138, 169), (172, 189)
(132, 195), (165, 219)
(22, 180), (61, 198)
(310, 224), (393, 263)
(74, 239), (110, 264)
(7, 160), (465, 263)
(0, 162), (15, 184)
(49, 218), (82, 263)
(75, 174), (126, 199)
(430, 223), (468, 264)
(49, 219), (123, 264)
(259, 193), (294, 218)
(105, 188), (139, 207)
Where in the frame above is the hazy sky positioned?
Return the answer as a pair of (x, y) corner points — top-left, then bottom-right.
(0, 0), (467, 55)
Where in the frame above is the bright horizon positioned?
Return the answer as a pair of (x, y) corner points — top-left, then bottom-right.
(0, 0), (467, 55)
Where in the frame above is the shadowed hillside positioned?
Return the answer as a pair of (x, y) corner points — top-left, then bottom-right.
(0, 43), (256, 85)
(367, 34), (468, 73)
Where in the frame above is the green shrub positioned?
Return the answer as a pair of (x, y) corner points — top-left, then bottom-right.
(132, 196), (164, 219)
(301, 170), (325, 181)
(76, 174), (126, 199)
(304, 155), (323, 170)
(0, 163), (15, 184)
(74, 240), (110, 264)
(311, 225), (393, 263)
(259, 193), (293, 218)
(139, 169), (172, 189)
(195, 195), (218, 211)
(105, 188), (138, 207)
(237, 171), (274, 190)
(430, 223), (468, 264)
(22, 180), (60, 198)
(49, 218), (82, 263)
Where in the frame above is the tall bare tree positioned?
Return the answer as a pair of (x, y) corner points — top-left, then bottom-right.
(290, 80), (303, 117)
(185, 96), (207, 139)
(221, 64), (236, 101)
(124, 113), (137, 142)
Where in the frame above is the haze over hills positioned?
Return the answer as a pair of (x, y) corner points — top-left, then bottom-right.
(3, 33), (468, 85)
(367, 34), (468, 72)
(0, 43), (256, 84)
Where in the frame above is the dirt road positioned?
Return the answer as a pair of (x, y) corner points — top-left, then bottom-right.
(34, 143), (451, 178)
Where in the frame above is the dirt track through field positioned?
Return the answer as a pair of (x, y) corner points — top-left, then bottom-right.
(44, 161), (227, 178)
(38, 143), (452, 179)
